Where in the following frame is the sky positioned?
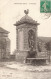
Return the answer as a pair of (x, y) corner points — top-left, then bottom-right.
(0, 0), (51, 53)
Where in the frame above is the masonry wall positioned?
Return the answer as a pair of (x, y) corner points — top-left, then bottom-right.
(0, 33), (10, 59)
(16, 23), (37, 63)
(6, 37), (10, 59)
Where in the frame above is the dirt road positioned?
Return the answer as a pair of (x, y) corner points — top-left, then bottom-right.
(0, 66), (51, 79)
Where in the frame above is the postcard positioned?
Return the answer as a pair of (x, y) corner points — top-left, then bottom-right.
(0, 0), (51, 79)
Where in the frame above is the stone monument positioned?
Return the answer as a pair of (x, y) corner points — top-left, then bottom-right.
(14, 10), (39, 63)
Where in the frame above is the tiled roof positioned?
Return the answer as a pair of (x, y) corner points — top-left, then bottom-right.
(0, 27), (9, 34)
(14, 15), (39, 26)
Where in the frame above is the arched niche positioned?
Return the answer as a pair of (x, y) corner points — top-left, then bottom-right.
(28, 29), (35, 51)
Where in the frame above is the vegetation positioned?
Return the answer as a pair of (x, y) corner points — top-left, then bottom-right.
(45, 41), (51, 51)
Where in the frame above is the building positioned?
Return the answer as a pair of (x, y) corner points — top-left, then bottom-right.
(0, 27), (10, 60)
(14, 10), (51, 64)
(14, 10), (39, 63)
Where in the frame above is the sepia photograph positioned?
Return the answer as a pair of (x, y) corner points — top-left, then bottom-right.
(0, 0), (51, 79)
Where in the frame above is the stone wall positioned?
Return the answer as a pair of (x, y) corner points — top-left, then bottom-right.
(0, 33), (10, 59)
(6, 37), (10, 59)
(16, 23), (37, 51)
(16, 23), (37, 62)
(15, 51), (28, 63)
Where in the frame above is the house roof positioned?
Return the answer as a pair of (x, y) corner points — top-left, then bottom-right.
(14, 10), (39, 26)
(0, 27), (9, 34)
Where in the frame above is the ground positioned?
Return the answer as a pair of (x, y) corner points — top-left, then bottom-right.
(0, 62), (51, 79)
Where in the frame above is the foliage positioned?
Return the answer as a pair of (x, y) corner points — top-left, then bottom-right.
(45, 41), (51, 51)
(37, 42), (42, 52)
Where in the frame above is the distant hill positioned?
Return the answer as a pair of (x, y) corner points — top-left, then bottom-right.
(38, 37), (51, 43)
